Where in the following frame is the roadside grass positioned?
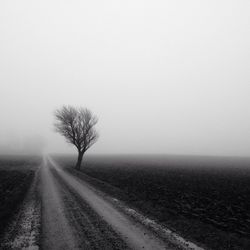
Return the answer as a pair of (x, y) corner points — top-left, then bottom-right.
(56, 154), (250, 250)
(0, 156), (41, 236)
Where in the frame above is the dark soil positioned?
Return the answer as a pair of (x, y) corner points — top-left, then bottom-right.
(0, 156), (41, 236)
(56, 154), (250, 250)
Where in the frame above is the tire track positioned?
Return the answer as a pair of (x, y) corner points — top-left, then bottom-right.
(41, 156), (129, 250)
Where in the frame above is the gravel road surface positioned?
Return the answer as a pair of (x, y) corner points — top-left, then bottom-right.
(41, 156), (204, 250)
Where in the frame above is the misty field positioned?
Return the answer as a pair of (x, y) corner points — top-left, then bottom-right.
(0, 156), (40, 236)
(57, 154), (250, 250)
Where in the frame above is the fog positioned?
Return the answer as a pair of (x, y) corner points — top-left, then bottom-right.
(0, 0), (250, 156)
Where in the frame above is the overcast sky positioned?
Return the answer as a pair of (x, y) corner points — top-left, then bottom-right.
(0, 0), (250, 156)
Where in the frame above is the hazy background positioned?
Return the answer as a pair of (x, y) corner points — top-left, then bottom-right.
(0, 0), (250, 156)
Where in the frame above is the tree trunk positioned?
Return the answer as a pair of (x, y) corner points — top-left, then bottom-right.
(75, 151), (84, 170)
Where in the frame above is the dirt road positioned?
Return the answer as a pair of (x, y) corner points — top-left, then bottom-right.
(41, 156), (204, 250)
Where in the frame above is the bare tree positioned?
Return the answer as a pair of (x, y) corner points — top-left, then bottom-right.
(54, 106), (99, 170)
